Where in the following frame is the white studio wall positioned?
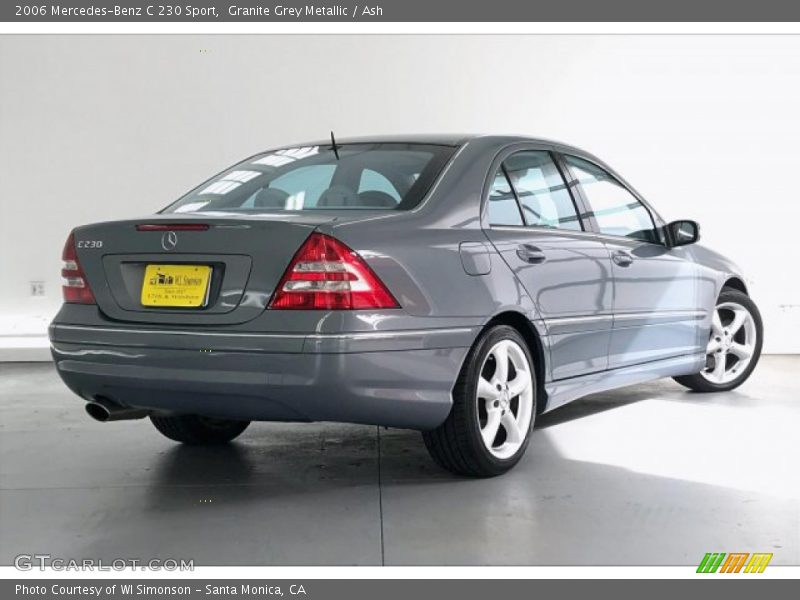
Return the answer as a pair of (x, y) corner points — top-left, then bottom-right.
(1, 34), (798, 355)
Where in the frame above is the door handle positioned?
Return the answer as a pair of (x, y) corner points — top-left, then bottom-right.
(516, 244), (546, 264)
(611, 250), (634, 267)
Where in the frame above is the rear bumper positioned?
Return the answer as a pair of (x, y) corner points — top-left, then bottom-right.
(49, 323), (476, 430)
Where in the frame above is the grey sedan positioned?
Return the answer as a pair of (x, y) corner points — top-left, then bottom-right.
(50, 135), (763, 476)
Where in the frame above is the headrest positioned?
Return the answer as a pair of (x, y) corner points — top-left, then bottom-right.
(253, 188), (290, 208)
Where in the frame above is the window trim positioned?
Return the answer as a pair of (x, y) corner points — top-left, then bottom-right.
(484, 165), (525, 227)
(558, 153), (665, 245)
(483, 146), (586, 233)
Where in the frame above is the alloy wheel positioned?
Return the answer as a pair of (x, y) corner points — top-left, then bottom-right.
(701, 301), (757, 385)
(476, 339), (534, 459)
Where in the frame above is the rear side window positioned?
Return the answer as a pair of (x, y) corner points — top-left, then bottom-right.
(564, 155), (657, 242)
(504, 151), (582, 231)
(164, 143), (455, 214)
(487, 169), (524, 226)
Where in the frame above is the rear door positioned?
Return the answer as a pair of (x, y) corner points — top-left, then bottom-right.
(482, 147), (614, 381)
(560, 154), (702, 368)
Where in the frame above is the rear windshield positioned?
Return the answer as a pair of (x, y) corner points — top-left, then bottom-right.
(162, 143), (456, 214)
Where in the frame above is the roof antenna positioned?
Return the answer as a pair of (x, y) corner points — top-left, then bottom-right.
(330, 131), (341, 160)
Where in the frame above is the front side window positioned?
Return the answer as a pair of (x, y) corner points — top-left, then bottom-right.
(163, 143), (455, 214)
(564, 155), (657, 242)
(487, 169), (524, 226)
(503, 151), (581, 231)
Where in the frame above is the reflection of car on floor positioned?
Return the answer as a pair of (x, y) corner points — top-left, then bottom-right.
(50, 135), (763, 477)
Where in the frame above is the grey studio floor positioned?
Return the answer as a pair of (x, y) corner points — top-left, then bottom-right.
(1, 357), (798, 566)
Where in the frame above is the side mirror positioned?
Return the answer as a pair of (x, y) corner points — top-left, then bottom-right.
(665, 220), (700, 247)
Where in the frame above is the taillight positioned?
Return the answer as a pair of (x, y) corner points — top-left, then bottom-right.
(61, 232), (96, 304)
(269, 233), (399, 310)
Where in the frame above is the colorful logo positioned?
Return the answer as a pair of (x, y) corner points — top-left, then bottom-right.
(697, 552), (773, 573)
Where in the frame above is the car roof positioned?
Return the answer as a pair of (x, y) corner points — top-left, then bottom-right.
(279, 134), (590, 152)
(288, 133), (474, 147)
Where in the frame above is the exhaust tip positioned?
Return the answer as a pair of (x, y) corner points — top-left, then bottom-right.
(84, 397), (149, 422)
(85, 401), (111, 422)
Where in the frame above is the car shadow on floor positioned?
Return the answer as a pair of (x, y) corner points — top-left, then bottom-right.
(376, 379), (760, 487)
(139, 380), (755, 496)
(143, 423), (381, 498)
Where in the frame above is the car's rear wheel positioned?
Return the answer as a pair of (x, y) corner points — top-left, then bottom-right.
(674, 288), (763, 392)
(150, 414), (250, 445)
(423, 325), (536, 477)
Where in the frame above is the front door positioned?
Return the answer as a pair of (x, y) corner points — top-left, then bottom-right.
(562, 155), (702, 369)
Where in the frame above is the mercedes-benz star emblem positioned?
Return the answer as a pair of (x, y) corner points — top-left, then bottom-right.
(161, 230), (178, 251)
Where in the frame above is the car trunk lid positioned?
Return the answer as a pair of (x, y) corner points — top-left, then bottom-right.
(72, 214), (342, 325)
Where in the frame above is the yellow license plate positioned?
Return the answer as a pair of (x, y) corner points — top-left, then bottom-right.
(140, 264), (212, 308)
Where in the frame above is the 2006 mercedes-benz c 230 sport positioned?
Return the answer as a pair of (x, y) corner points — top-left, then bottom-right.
(50, 135), (763, 477)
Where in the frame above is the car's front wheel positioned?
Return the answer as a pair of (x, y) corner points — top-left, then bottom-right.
(150, 414), (250, 445)
(423, 325), (536, 477)
(674, 288), (763, 392)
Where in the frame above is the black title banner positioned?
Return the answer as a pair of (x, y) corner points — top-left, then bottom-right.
(5, 0), (800, 22)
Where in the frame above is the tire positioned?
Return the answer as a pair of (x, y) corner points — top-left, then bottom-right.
(423, 325), (537, 477)
(150, 414), (250, 445)
(674, 288), (763, 393)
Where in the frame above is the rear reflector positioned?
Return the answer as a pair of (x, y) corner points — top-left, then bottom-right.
(269, 233), (399, 310)
(61, 232), (96, 304)
(136, 223), (210, 231)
